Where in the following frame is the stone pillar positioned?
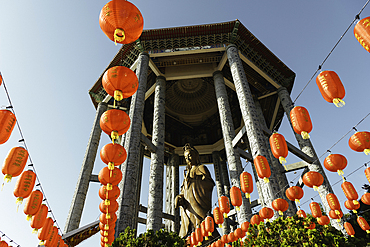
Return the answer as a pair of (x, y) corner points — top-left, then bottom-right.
(64, 102), (107, 233)
(212, 151), (224, 201)
(116, 53), (149, 234)
(213, 71), (251, 226)
(171, 154), (180, 233)
(165, 160), (173, 232)
(133, 144), (145, 229)
(277, 87), (342, 229)
(146, 76), (166, 232)
(226, 45), (279, 215)
(253, 98), (297, 216)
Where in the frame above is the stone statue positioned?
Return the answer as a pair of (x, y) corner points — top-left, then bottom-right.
(175, 143), (215, 238)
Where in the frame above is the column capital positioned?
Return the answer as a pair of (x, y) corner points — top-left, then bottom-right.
(139, 51), (149, 57)
(226, 44), (238, 52)
(156, 75), (166, 81)
(277, 86), (288, 93)
(213, 70), (223, 77)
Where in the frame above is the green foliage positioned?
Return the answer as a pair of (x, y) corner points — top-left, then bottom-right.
(111, 227), (186, 247)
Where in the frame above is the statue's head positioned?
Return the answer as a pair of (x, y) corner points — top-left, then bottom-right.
(183, 143), (200, 168)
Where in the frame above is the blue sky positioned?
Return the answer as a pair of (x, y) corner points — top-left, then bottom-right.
(0, 0), (369, 246)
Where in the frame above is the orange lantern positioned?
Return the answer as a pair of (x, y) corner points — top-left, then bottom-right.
(99, 221), (116, 231)
(345, 199), (360, 213)
(354, 16), (370, 52)
(227, 232), (237, 243)
(98, 167), (122, 190)
(316, 70), (345, 107)
(259, 207), (274, 221)
(250, 214), (262, 225)
(269, 133), (289, 166)
(99, 184), (121, 206)
(341, 180), (359, 205)
(365, 167), (370, 183)
(2, 146), (29, 182)
(0, 241), (8, 247)
(100, 109), (130, 142)
(44, 226), (58, 247)
(195, 227), (203, 245)
(317, 215), (330, 226)
(329, 209), (343, 222)
(349, 131), (370, 155)
(100, 227), (115, 237)
(221, 234), (228, 244)
(204, 216), (214, 236)
(240, 171), (253, 199)
(324, 153), (347, 176)
(234, 227), (245, 240)
(200, 221), (208, 240)
(100, 212), (117, 225)
(344, 222), (355, 237)
(213, 206), (224, 227)
(254, 155), (271, 183)
(13, 170), (36, 205)
(100, 143), (127, 170)
(290, 106), (312, 139)
(285, 186), (304, 204)
(297, 209), (307, 218)
(362, 193), (370, 205)
(190, 232), (197, 246)
(31, 204), (48, 233)
(102, 66), (138, 101)
(272, 198), (289, 215)
(218, 196), (230, 218)
(0, 109), (16, 144)
(302, 171), (323, 191)
(99, 0), (144, 45)
(230, 186), (242, 211)
(24, 190), (43, 220)
(99, 200), (119, 214)
(357, 216), (370, 233)
(241, 221), (250, 232)
(326, 193), (341, 214)
(101, 234), (115, 245)
(309, 202), (322, 218)
(38, 217), (54, 242)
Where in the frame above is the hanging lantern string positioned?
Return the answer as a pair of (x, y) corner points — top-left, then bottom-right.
(0, 75), (63, 236)
(0, 230), (21, 247)
(292, 0), (370, 103)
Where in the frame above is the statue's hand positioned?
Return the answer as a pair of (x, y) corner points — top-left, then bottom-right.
(175, 194), (184, 209)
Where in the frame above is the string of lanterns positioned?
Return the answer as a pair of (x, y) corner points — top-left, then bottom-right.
(97, 0), (144, 246)
(0, 74), (67, 246)
(0, 230), (21, 247)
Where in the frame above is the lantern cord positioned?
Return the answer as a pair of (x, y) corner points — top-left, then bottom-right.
(292, 0), (370, 103)
(0, 230), (21, 247)
(1, 76), (63, 236)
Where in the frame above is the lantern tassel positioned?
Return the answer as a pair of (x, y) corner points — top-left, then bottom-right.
(353, 210), (358, 214)
(263, 177), (269, 183)
(205, 236), (209, 240)
(313, 186), (318, 191)
(279, 157), (287, 165)
(26, 214), (33, 221)
(208, 232), (212, 236)
(32, 228), (38, 234)
(279, 211), (283, 216)
(353, 200), (359, 205)
(301, 131), (310, 139)
(111, 131), (119, 143)
(236, 206), (240, 211)
(337, 170), (344, 176)
(114, 90), (123, 101)
(333, 98), (345, 108)
(283, 164), (288, 171)
(218, 224), (222, 228)
(4, 174), (12, 183)
(224, 213), (228, 218)
(295, 199), (300, 204)
(114, 28), (126, 45)
(367, 230), (370, 234)
(364, 149), (370, 155)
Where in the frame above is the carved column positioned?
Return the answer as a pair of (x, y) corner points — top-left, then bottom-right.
(147, 76), (166, 231)
(226, 45), (279, 215)
(64, 102), (107, 233)
(253, 98), (296, 216)
(277, 87), (342, 229)
(165, 160), (173, 231)
(171, 154), (180, 233)
(213, 71), (251, 226)
(133, 144), (145, 229)
(116, 53), (149, 234)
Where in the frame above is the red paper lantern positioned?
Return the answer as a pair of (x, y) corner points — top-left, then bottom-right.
(230, 186), (242, 211)
(227, 232), (237, 243)
(272, 198), (289, 215)
(31, 204), (48, 233)
(259, 207), (274, 221)
(354, 16), (370, 52)
(285, 186), (304, 204)
(316, 70), (345, 107)
(250, 214), (262, 225)
(317, 215), (330, 226)
(302, 171), (323, 191)
(195, 227), (203, 245)
(99, 221), (116, 231)
(241, 221), (250, 232)
(234, 227), (245, 239)
(200, 221), (208, 240)
(38, 217), (54, 242)
(101, 234), (115, 245)
(0, 241), (8, 247)
(269, 133), (289, 166)
(24, 190), (43, 220)
(326, 193), (341, 213)
(254, 155), (271, 183)
(44, 226), (58, 247)
(345, 199), (360, 213)
(99, 200), (119, 214)
(357, 216), (370, 233)
(100, 109), (130, 141)
(221, 234), (228, 244)
(13, 170), (36, 205)
(341, 180), (359, 205)
(2, 146), (29, 182)
(297, 209), (307, 218)
(98, 167), (123, 190)
(100, 212), (117, 225)
(349, 131), (370, 155)
(213, 207), (224, 227)
(0, 109), (16, 144)
(99, 0), (144, 45)
(191, 232), (197, 246)
(99, 184), (121, 202)
(240, 171), (253, 199)
(329, 209), (343, 222)
(204, 216), (214, 236)
(365, 167), (370, 183)
(362, 193), (370, 205)
(218, 196), (230, 218)
(102, 66), (138, 101)
(100, 143), (127, 170)
(344, 222), (355, 237)
(309, 202), (322, 218)
(290, 106), (312, 139)
(323, 154), (347, 176)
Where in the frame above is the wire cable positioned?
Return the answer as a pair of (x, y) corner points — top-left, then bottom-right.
(0, 230), (21, 247)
